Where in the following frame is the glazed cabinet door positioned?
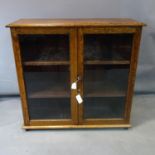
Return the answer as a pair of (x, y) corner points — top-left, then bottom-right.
(77, 27), (140, 126)
(11, 28), (78, 127)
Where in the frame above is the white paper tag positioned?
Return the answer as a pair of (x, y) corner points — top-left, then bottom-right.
(71, 82), (77, 90)
(76, 94), (83, 104)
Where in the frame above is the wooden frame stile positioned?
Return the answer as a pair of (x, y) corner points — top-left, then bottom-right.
(70, 27), (78, 125)
(77, 28), (84, 125)
(11, 28), (30, 126)
(124, 27), (142, 124)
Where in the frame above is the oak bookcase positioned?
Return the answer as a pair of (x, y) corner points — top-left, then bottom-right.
(7, 19), (145, 130)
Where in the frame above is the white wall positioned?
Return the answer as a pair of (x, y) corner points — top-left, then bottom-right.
(0, 0), (154, 94)
(120, 0), (155, 93)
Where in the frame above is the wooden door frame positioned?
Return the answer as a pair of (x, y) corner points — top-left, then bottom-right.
(11, 27), (78, 127)
(77, 26), (142, 126)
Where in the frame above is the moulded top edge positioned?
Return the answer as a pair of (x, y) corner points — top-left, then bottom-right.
(6, 18), (146, 28)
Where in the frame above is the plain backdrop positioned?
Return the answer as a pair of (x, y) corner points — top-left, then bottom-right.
(0, 0), (154, 95)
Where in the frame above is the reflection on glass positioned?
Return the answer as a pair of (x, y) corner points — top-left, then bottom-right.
(84, 97), (125, 119)
(19, 34), (71, 120)
(83, 33), (131, 119)
(25, 70), (70, 99)
(84, 65), (129, 97)
(83, 65), (129, 119)
(28, 98), (71, 119)
(84, 34), (133, 61)
(19, 34), (69, 61)
(24, 67), (71, 119)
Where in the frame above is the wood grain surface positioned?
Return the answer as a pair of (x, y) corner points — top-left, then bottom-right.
(6, 18), (145, 27)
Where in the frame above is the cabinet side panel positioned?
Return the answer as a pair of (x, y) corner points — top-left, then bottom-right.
(125, 27), (142, 122)
(11, 28), (30, 125)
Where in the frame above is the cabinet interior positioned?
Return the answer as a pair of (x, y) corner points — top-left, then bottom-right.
(18, 33), (132, 121)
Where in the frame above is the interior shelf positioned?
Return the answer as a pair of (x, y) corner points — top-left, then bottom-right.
(85, 91), (125, 97)
(84, 97), (125, 119)
(84, 34), (133, 61)
(28, 90), (125, 99)
(84, 66), (129, 98)
(19, 34), (70, 62)
(24, 60), (130, 67)
(28, 89), (70, 98)
(28, 88), (125, 99)
(23, 61), (70, 66)
(28, 98), (71, 119)
(84, 81), (126, 97)
(24, 72), (70, 99)
(85, 60), (130, 65)
(26, 79), (126, 99)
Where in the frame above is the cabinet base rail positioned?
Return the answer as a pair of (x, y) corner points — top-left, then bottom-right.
(23, 124), (131, 130)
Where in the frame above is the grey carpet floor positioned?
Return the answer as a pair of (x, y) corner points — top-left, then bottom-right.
(0, 94), (155, 155)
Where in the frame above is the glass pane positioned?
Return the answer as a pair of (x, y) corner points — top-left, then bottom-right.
(83, 33), (131, 119)
(84, 97), (125, 118)
(28, 98), (70, 119)
(24, 69), (70, 99)
(19, 34), (69, 61)
(19, 34), (71, 120)
(83, 65), (129, 119)
(84, 65), (129, 97)
(84, 34), (133, 61)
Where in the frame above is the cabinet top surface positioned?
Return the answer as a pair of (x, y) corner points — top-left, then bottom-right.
(6, 18), (145, 27)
